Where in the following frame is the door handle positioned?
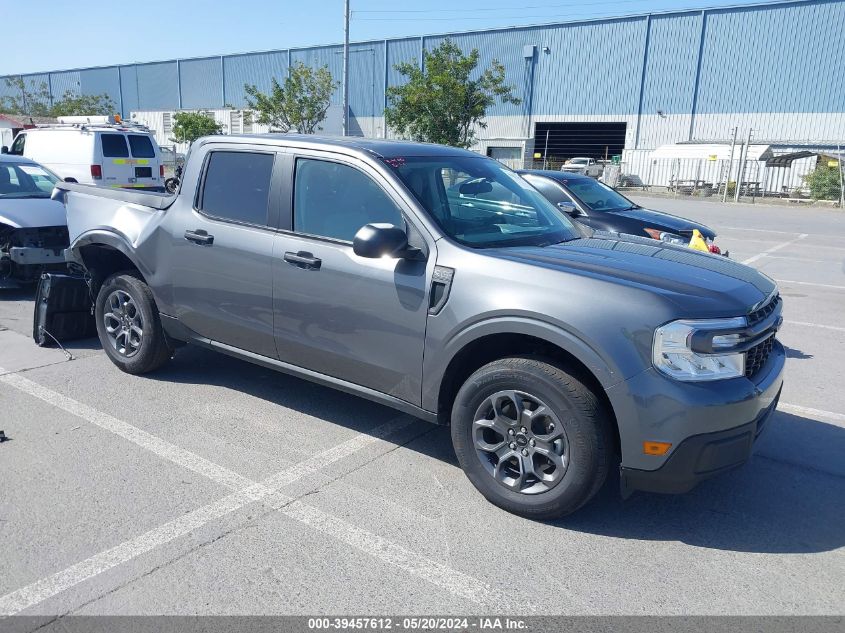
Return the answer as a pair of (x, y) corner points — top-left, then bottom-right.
(184, 229), (214, 245)
(283, 251), (321, 270)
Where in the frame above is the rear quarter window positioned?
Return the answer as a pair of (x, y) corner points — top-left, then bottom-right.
(101, 134), (129, 158)
(128, 135), (156, 158)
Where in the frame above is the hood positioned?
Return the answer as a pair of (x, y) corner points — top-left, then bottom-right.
(491, 232), (775, 317)
(0, 196), (68, 229)
(606, 206), (716, 239)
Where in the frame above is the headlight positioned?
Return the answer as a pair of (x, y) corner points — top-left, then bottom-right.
(653, 318), (746, 381)
(644, 228), (687, 245)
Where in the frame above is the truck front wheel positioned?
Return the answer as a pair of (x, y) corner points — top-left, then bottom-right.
(95, 272), (173, 374)
(451, 357), (613, 519)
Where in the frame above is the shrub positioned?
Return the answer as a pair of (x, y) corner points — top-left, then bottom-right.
(803, 165), (842, 200)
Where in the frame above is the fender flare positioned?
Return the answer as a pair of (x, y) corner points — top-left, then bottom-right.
(68, 229), (152, 280)
(424, 316), (627, 413)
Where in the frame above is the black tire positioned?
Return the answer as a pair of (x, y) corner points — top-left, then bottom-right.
(451, 357), (613, 519)
(95, 271), (172, 374)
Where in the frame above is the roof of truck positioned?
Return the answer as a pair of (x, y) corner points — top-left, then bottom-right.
(200, 134), (480, 159)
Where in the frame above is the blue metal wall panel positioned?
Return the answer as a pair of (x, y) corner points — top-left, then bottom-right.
(697, 0), (845, 114)
(49, 71), (81, 98)
(79, 67), (122, 107)
(223, 51), (288, 108)
(181, 57), (223, 109)
(386, 38), (421, 89)
(136, 62), (178, 111)
(349, 41), (384, 118)
(119, 66), (139, 116)
(640, 13), (702, 115)
(533, 17), (648, 115)
(1, 0), (842, 136)
(291, 46), (344, 104)
(424, 29), (538, 118)
(18, 73), (51, 101)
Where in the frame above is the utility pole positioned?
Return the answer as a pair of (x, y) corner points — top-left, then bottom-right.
(342, 0), (350, 137)
(723, 126), (737, 202)
(735, 127), (752, 203)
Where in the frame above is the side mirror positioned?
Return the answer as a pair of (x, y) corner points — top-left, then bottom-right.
(353, 223), (412, 259)
(64, 177), (78, 183)
(557, 201), (580, 216)
(0, 146), (8, 154)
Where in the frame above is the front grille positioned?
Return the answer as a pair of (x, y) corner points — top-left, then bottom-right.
(748, 293), (780, 326)
(745, 336), (774, 378)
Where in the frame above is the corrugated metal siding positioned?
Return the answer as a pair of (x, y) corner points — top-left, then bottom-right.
(349, 41), (383, 119)
(18, 73), (51, 99)
(136, 62), (179, 111)
(79, 67), (121, 108)
(49, 71), (81, 98)
(291, 46), (344, 104)
(180, 57), (223, 109)
(425, 29), (535, 118)
(533, 18), (647, 115)
(641, 14), (701, 116)
(2, 0), (842, 148)
(386, 38), (421, 88)
(697, 0), (845, 115)
(119, 66), (139, 115)
(223, 51), (288, 108)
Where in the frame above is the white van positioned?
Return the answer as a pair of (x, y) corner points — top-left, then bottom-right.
(8, 116), (163, 190)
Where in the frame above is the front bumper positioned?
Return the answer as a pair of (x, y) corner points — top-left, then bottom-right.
(620, 388), (780, 496)
(9, 246), (66, 266)
(607, 338), (785, 494)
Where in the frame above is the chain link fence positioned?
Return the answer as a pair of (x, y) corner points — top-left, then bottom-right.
(519, 152), (844, 206)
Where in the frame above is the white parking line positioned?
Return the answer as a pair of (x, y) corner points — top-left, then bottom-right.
(742, 234), (808, 265)
(774, 279), (845, 291)
(779, 403), (845, 423)
(720, 227), (801, 235)
(784, 320), (845, 333)
(0, 370), (256, 493)
(0, 372), (529, 614)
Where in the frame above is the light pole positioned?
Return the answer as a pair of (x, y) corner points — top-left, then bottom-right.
(342, 0), (350, 136)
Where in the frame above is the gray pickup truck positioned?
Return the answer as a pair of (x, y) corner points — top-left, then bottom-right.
(55, 135), (784, 518)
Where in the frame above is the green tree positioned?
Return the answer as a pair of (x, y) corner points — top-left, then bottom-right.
(384, 39), (520, 148)
(1, 77), (115, 117)
(50, 91), (115, 116)
(0, 77), (52, 116)
(803, 163), (843, 200)
(244, 62), (338, 134)
(170, 111), (222, 145)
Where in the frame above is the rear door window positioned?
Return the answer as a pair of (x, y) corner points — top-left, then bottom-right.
(101, 134), (129, 158)
(199, 151), (275, 226)
(9, 134), (25, 155)
(128, 135), (156, 158)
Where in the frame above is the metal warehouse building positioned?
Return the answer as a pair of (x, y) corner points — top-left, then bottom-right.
(2, 0), (844, 185)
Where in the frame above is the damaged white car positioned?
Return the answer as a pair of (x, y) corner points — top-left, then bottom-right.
(0, 155), (69, 287)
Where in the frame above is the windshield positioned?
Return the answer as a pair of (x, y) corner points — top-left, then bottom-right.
(565, 178), (636, 212)
(0, 163), (60, 198)
(387, 155), (580, 248)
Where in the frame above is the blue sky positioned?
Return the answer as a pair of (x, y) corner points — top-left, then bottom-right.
(5, 0), (768, 75)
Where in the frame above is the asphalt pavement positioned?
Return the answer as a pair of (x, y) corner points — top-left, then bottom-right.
(0, 196), (843, 618)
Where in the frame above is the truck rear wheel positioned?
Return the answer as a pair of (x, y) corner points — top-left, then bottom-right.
(95, 272), (172, 374)
(451, 357), (612, 519)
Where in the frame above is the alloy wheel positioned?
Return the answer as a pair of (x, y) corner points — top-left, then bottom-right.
(103, 289), (144, 357)
(472, 390), (569, 494)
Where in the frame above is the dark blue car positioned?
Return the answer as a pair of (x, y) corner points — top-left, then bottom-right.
(518, 170), (724, 253)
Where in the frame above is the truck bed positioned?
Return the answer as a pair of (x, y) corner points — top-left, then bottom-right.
(54, 182), (175, 210)
(54, 182), (174, 246)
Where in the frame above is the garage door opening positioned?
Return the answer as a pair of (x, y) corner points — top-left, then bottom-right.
(533, 122), (627, 167)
